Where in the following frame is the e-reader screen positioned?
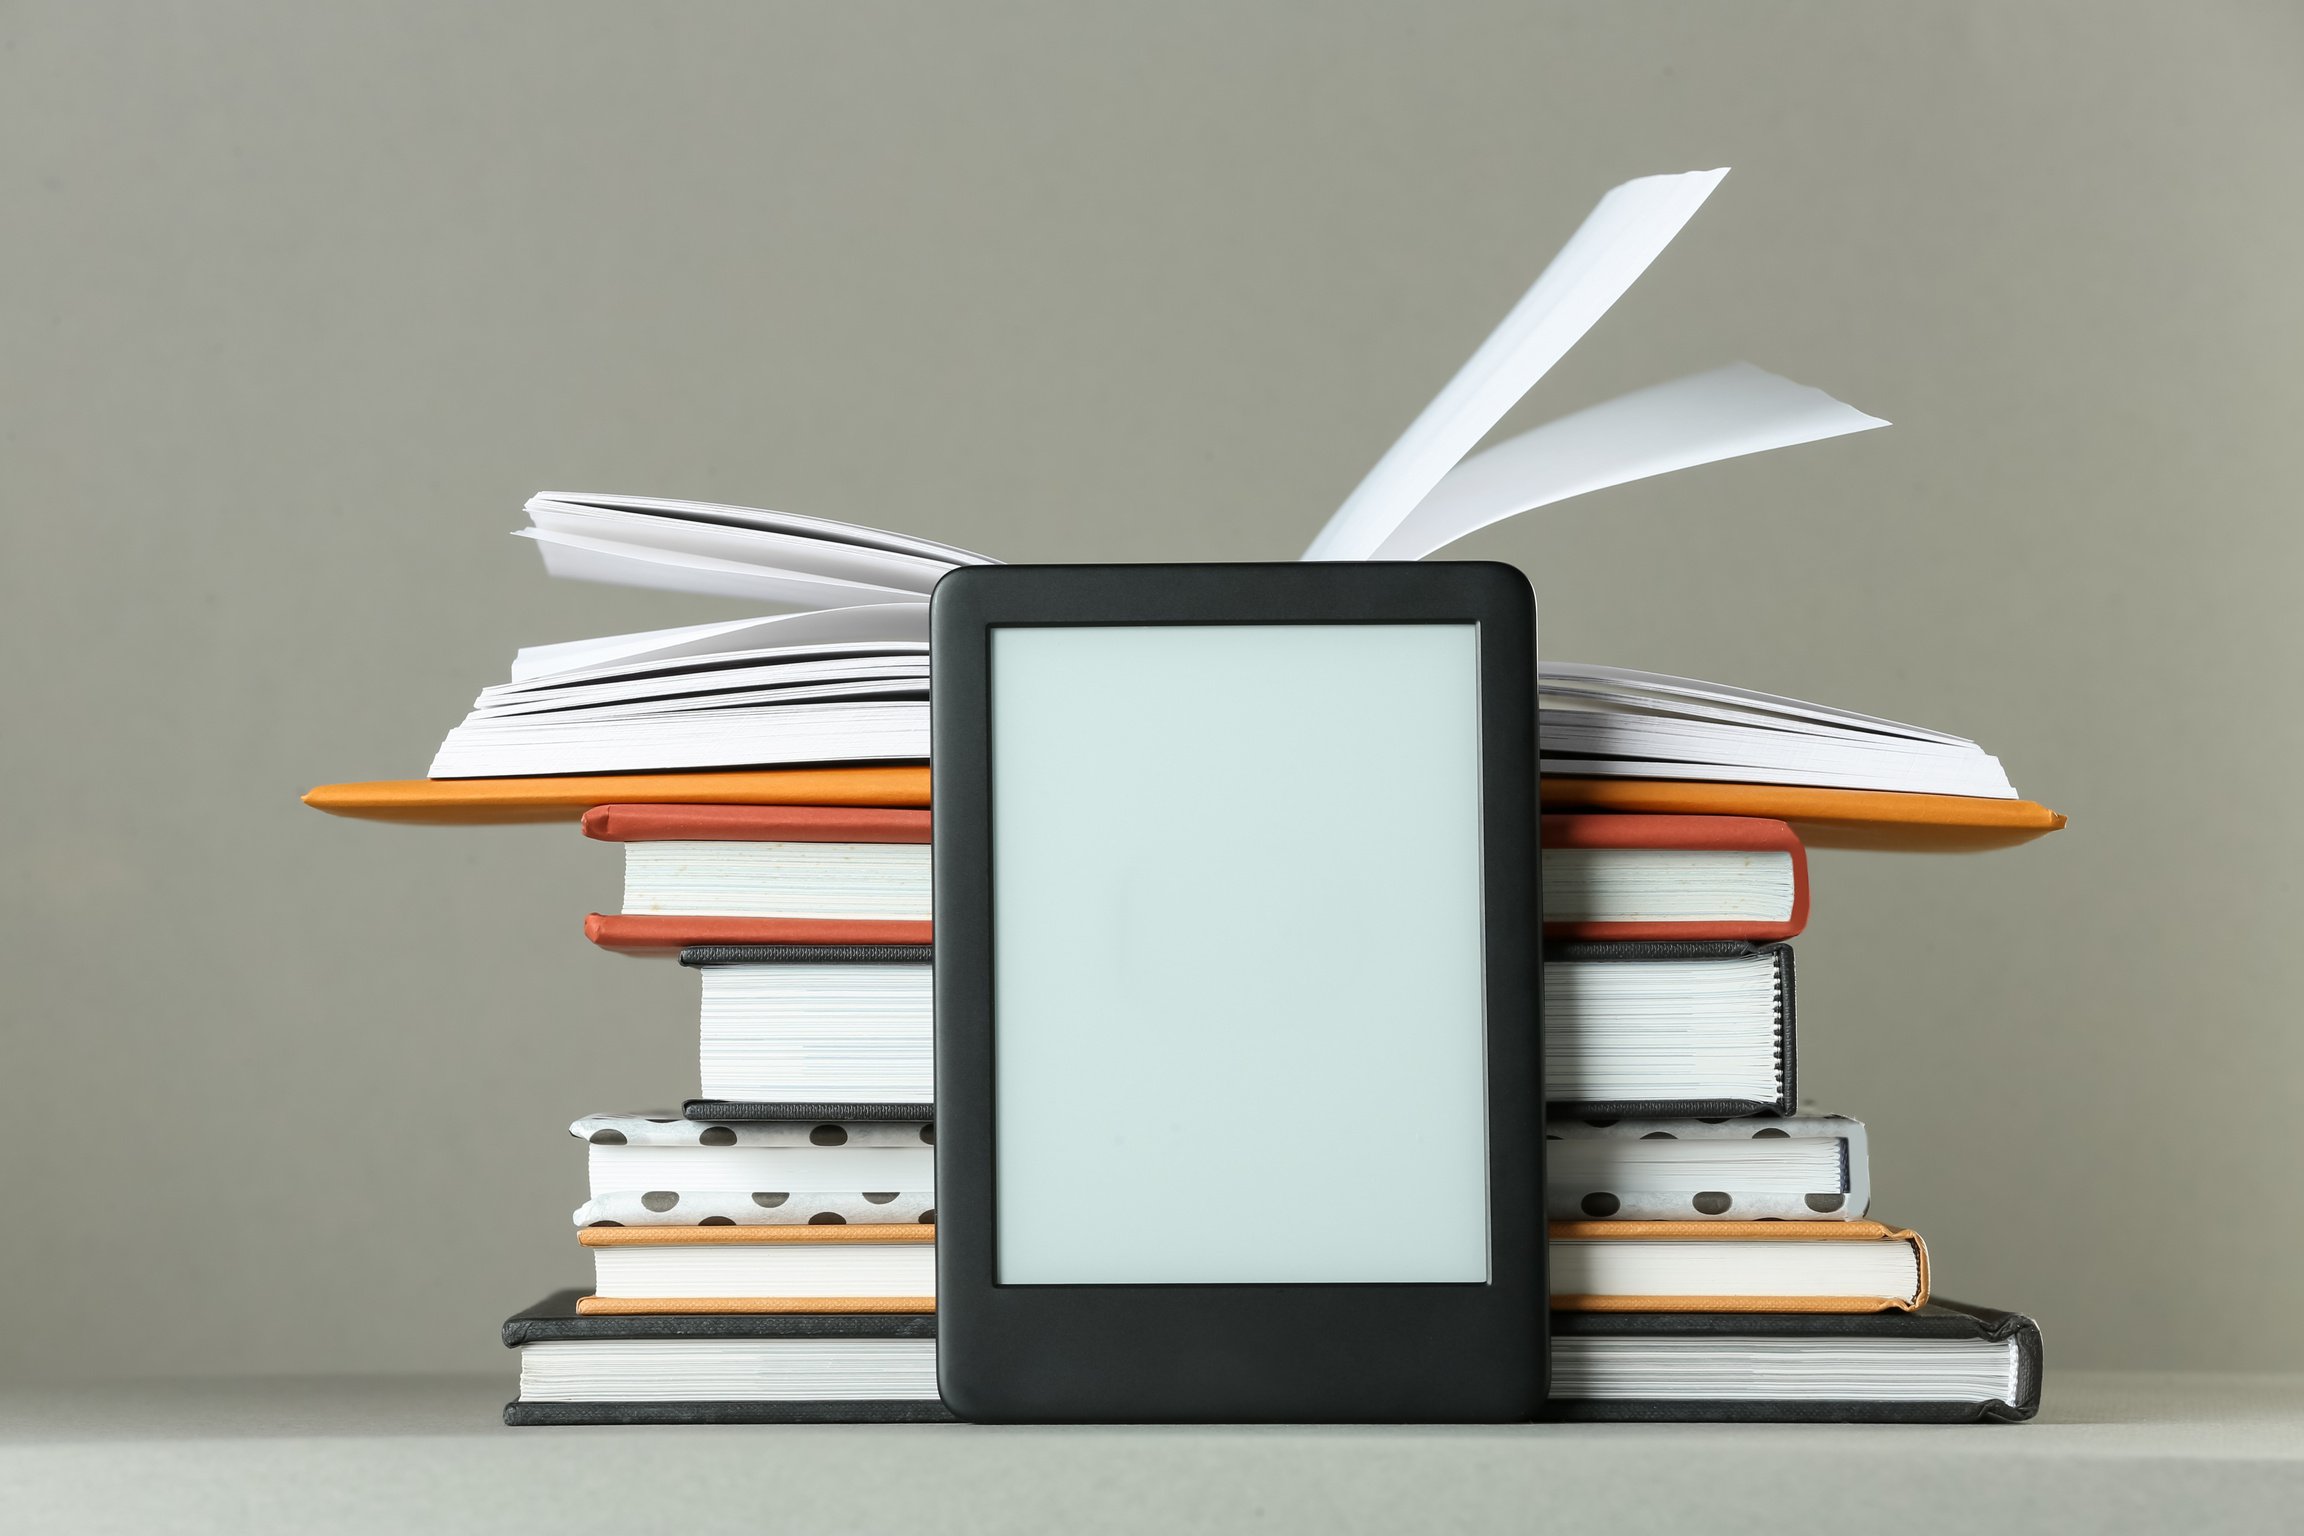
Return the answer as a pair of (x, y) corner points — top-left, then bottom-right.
(990, 623), (1489, 1285)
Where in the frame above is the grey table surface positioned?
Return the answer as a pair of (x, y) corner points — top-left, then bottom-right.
(2, 1371), (2300, 1535)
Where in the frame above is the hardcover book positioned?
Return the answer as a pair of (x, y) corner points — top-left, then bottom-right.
(572, 1112), (935, 1228)
(304, 769), (2062, 849)
(1544, 941), (1796, 1117)
(684, 944), (934, 1106)
(502, 1289), (953, 1426)
(682, 939), (1796, 1117)
(584, 806), (1805, 949)
(1547, 1219), (1927, 1313)
(585, 803), (933, 949)
(576, 1223), (937, 1315)
(1540, 815), (1806, 941)
(1546, 1113), (1866, 1221)
(1543, 1300), (2041, 1423)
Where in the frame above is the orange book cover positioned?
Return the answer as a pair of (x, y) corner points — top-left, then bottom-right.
(300, 766), (930, 824)
(584, 912), (932, 954)
(576, 1223), (937, 1316)
(1539, 778), (2063, 852)
(304, 768), (2061, 851)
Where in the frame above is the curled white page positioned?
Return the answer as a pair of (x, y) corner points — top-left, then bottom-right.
(519, 527), (928, 610)
(1367, 363), (1888, 560)
(508, 603), (931, 682)
(530, 492), (996, 566)
(1302, 168), (1730, 561)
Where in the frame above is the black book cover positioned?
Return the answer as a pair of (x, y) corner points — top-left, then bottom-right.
(501, 1292), (953, 1426)
(680, 944), (932, 967)
(1543, 940), (1796, 1118)
(1543, 1299), (2042, 1423)
(684, 1100), (934, 1123)
(505, 1400), (956, 1426)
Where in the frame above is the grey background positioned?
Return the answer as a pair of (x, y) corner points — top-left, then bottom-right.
(2, 1), (2297, 1381)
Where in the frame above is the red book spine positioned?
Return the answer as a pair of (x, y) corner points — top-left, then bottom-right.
(582, 804), (932, 844)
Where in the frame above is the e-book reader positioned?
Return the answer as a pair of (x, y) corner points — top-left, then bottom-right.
(932, 561), (1542, 1422)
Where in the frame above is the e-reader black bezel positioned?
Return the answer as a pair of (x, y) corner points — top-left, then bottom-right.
(932, 561), (1543, 1423)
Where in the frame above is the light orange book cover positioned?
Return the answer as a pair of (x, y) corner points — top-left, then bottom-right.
(301, 767), (931, 824)
(576, 1223), (937, 1316)
(584, 912), (933, 954)
(1547, 1219), (1930, 1314)
(305, 768), (2061, 850)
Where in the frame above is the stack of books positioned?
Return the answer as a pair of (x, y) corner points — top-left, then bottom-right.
(505, 804), (953, 1426)
(1535, 814), (2040, 1422)
(303, 169), (2062, 1424)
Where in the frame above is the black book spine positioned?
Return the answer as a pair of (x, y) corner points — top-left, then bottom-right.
(681, 944), (932, 967)
(683, 1100), (936, 1123)
(505, 1399), (957, 1426)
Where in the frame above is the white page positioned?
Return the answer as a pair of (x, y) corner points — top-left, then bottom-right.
(528, 501), (962, 591)
(1537, 755), (2014, 796)
(465, 676), (930, 727)
(1302, 169), (1729, 561)
(508, 605), (930, 683)
(1367, 364), (1886, 560)
(496, 642), (926, 701)
(1537, 715), (2014, 795)
(473, 656), (931, 718)
(1537, 684), (1980, 751)
(531, 492), (996, 567)
(427, 700), (929, 777)
(519, 528), (929, 609)
(1543, 663), (1979, 747)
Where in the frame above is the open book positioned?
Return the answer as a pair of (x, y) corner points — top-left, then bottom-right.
(427, 170), (2014, 801)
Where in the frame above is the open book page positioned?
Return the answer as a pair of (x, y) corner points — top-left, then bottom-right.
(1368, 364), (1886, 560)
(509, 605), (930, 683)
(516, 494), (995, 610)
(529, 494), (996, 566)
(1543, 664), (1979, 747)
(527, 499), (973, 590)
(521, 528), (944, 609)
(476, 651), (929, 718)
(1302, 169), (1729, 561)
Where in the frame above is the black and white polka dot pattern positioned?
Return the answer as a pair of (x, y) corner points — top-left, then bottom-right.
(1544, 1113), (1868, 1221)
(574, 1190), (937, 1228)
(569, 1113), (936, 1227)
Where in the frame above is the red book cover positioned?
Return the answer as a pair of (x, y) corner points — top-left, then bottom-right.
(1541, 814), (1809, 941)
(582, 804), (931, 844)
